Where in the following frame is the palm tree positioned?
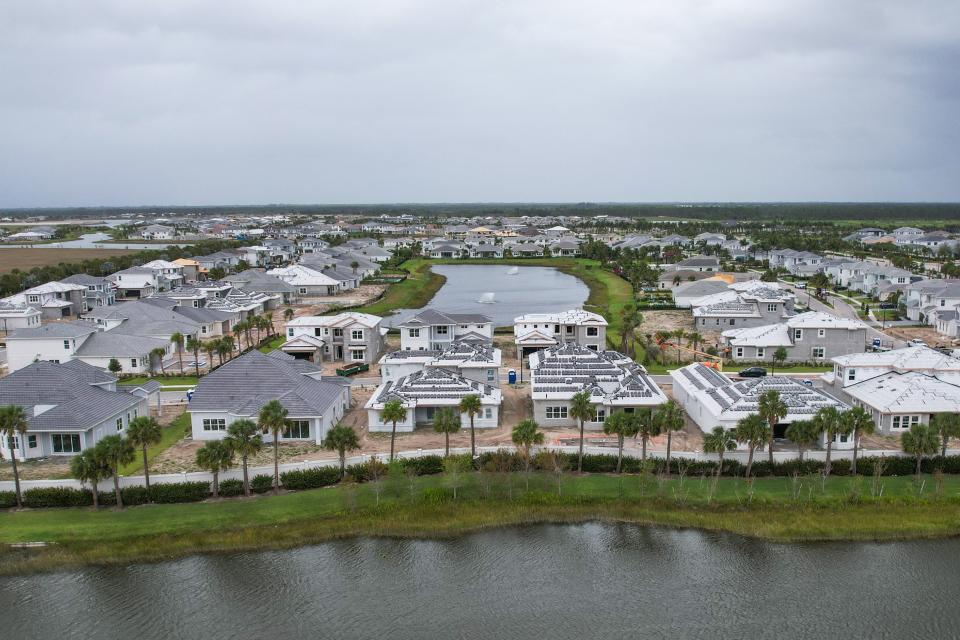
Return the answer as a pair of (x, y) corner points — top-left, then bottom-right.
(96, 434), (135, 508)
(171, 332), (185, 374)
(203, 340), (219, 369)
(784, 420), (818, 462)
(511, 419), (544, 487)
(619, 305), (642, 355)
(459, 394), (482, 465)
(232, 320), (248, 351)
(602, 411), (640, 473)
(0, 405), (30, 508)
(655, 400), (685, 472)
(186, 335), (202, 377)
(70, 447), (107, 509)
(283, 307), (295, 323)
(687, 331), (703, 357)
(758, 390), (787, 465)
(772, 347), (788, 374)
(381, 399), (407, 462)
(322, 423), (360, 479)
(150, 346), (167, 374)
(261, 313), (276, 337)
(812, 406), (848, 477)
(126, 416), (162, 491)
(672, 329), (686, 364)
(432, 407), (460, 457)
(224, 418), (262, 496)
(634, 408), (659, 463)
(702, 426), (736, 478)
(350, 260), (359, 275)
(258, 400), (289, 494)
(195, 440), (234, 498)
(901, 423), (939, 477)
(734, 414), (770, 478)
(568, 391), (594, 473)
(930, 413), (960, 458)
(216, 337), (233, 364)
(842, 407), (875, 475)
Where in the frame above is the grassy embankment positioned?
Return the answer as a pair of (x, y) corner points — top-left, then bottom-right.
(354, 258), (447, 317)
(3, 472), (960, 575)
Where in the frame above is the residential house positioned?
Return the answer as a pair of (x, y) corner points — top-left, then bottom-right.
(223, 269), (296, 305)
(380, 340), (501, 386)
(894, 227), (924, 245)
(672, 255), (720, 272)
(267, 265), (342, 297)
(0, 300), (42, 334)
(4, 321), (98, 372)
(139, 224), (176, 240)
(691, 281), (796, 330)
(694, 232), (726, 246)
(722, 312), (868, 362)
(513, 309), (608, 360)
(4, 281), (87, 318)
(398, 310), (493, 350)
(172, 258), (203, 281)
(107, 267), (157, 299)
(283, 312), (386, 363)
(61, 274), (116, 310)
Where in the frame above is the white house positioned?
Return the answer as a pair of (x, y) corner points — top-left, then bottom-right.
(513, 309), (608, 361)
(380, 340), (501, 386)
(267, 265), (342, 297)
(398, 309), (493, 350)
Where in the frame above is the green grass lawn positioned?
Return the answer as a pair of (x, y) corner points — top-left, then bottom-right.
(258, 335), (285, 353)
(118, 413), (191, 476)
(354, 258), (446, 316)
(121, 375), (199, 388)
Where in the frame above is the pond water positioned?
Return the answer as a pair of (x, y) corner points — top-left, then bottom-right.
(0, 233), (193, 250)
(1, 524), (956, 640)
(388, 264), (590, 327)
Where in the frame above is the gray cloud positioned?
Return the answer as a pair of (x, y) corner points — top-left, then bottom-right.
(1, 0), (958, 207)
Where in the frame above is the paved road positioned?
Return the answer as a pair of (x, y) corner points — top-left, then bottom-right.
(780, 282), (906, 349)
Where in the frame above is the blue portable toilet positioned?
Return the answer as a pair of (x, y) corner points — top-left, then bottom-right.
(508, 369), (517, 385)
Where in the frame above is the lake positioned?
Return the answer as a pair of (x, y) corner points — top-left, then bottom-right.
(1, 524), (958, 640)
(0, 233), (193, 250)
(388, 264), (590, 327)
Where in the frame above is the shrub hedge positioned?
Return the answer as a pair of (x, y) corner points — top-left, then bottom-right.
(280, 467), (341, 491)
(219, 479), (244, 497)
(250, 474), (274, 494)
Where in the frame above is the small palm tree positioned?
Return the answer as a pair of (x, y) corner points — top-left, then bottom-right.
(930, 413), (960, 458)
(232, 320), (248, 351)
(171, 332), (185, 374)
(96, 434), (135, 508)
(842, 407), (875, 475)
(126, 416), (162, 491)
(758, 390), (787, 465)
(283, 307), (295, 323)
(432, 407), (460, 457)
(702, 426), (735, 478)
(459, 394), (482, 465)
(812, 406), (847, 477)
(602, 411), (640, 473)
(655, 400), (685, 472)
(380, 399), (407, 462)
(568, 391), (594, 473)
(224, 419), (263, 497)
(512, 419), (544, 487)
(734, 414), (770, 478)
(258, 400), (289, 494)
(186, 335), (202, 377)
(634, 408), (660, 463)
(772, 346), (788, 374)
(901, 423), (939, 477)
(196, 440), (234, 498)
(203, 340), (218, 369)
(0, 405), (30, 508)
(784, 420), (818, 462)
(322, 423), (360, 479)
(150, 347), (167, 374)
(71, 447), (108, 509)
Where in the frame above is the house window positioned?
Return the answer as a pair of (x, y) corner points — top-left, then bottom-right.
(594, 409), (606, 423)
(847, 368), (856, 382)
(793, 329), (803, 340)
(284, 420), (311, 439)
(586, 327), (599, 336)
(587, 344), (598, 351)
(554, 324), (561, 334)
(756, 347), (765, 358)
(63, 340), (71, 350)
(818, 328), (826, 338)
(28, 435), (37, 448)
(487, 369), (495, 382)
(735, 347), (744, 358)
(409, 328), (420, 338)
(299, 288), (308, 294)
(116, 418), (123, 431)
(729, 319), (736, 326)
(131, 359), (137, 368)
(892, 415), (920, 430)
(202, 418), (227, 431)
(52, 433), (81, 453)
(546, 406), (568, 419)
(484, 408), (492, 419)
(812, 346), (825, 359)
(351, 349), (365, 361)
(767, 304), (778, 312)
(460, 325), (468, 329)
(28, 295), (39, 303)
(351, 329), (364, 341)
(6, 435), (18, 451)
(435, 326), (448, 335)
(333, 328), (343, 337)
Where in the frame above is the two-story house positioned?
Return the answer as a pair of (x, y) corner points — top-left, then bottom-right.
(513, 309), (608, 361)
(283, 312), (386, 364)
(398, 310), (493, 350)
(722, 311), (868, 363)
(61, 274), (116, 310)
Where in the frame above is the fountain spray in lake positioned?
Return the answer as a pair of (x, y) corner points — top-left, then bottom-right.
(507, 266), (519, 275)
(478, 292), (496, 304)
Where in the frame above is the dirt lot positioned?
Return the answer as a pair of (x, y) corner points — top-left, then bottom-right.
(0, 247), (137, 274)
(885, 325), (955, 349)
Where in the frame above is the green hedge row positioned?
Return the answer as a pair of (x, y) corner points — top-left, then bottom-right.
(280, 467), (341, 490)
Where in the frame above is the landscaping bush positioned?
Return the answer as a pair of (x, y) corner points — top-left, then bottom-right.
(149, 482), (210, 504)
(250, 474), (275, 494)
(400, 455), (445, 476)
(345, 458), (388, 483)
(280, 467), (341, 491)
(0, 491), (16, 508)
(22, 487), (93, 508)
(219, 479), (244, 497)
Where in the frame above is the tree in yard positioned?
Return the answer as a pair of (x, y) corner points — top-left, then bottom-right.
(186, 336), (202, 377)
(702, 426), (736, 478)
(171, 331), (185, 373)
(812, 406), (848, 477)
(619, 305), (642, 356)
(209, 267), (226, 280)
(602, 411), (641, 473)
(232, 320), (248, 351)
(108, 358), (122, 375)
(351, 260), (359, 274)
(568, 391), (594, 474)
(432, 407), (460, 457)
(459, 394), (482, 466)
(258, 399), (289, 494)
(784, 420), (819, 463)
(203, 340), (219, 369)
(634, 408), (660, 463)
(758, 390), (787, 465)
(0, 405), (30, 508)
(150, 347), (167, 374)
(930, 413), (960, 458)
(901, 423), (939, 477)
(70, 447), (108, 509)
(687, 331), (703, 357)
(217, 336), (235, 363)
(655, 399), (685, 472)
(772, 347), (788, 374)
(283, 307), (295, 323)
(224, 418), (263, 497)
(381, 399), (407, 462)
(322, 423), (360, 479)
(511, 419), (544, 487)
(734, 414), (770, 479)
(195, 440), (234, 498)
(443, 455), (470, 500)
(126, 416), (162, 492)
(96, 434), (135, 508)
(672, 329), (687, 364)
(842, 406), (875, 475)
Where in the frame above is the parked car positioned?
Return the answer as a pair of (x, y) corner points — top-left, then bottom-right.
(738, 367), (767, 378)
(794, 282), (807, 289)
(908, 339), (927, 347)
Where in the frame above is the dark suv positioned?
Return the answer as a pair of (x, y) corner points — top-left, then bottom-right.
(738, 367), (767, 378)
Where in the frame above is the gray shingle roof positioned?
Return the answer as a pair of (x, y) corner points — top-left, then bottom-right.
(75, 331), (169, 357)
(7, 321), (98, 339)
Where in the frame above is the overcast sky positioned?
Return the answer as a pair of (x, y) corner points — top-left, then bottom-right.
(1, 1), (958, 207)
